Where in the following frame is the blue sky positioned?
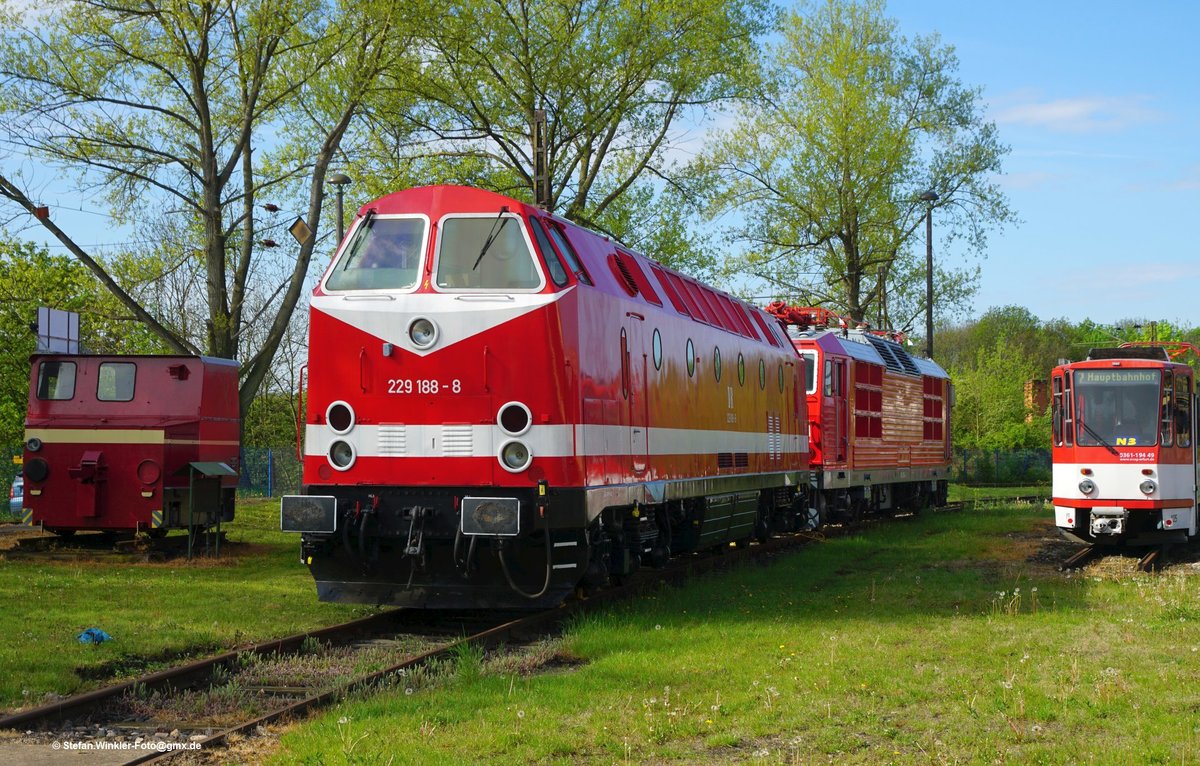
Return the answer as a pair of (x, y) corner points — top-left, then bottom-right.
(886, 0), (1200, 328)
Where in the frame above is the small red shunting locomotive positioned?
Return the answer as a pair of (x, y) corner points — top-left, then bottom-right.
(19, 354), (239, 536)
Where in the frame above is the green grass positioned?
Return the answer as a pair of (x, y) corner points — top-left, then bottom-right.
(269, 504), (1200, 766)
(0, 499), (373, 708)
(949, 484), (1049, 502)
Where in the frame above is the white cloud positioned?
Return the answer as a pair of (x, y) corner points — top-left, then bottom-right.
(1167, 165), (1200, 191)
(991, 92), (1163, 134)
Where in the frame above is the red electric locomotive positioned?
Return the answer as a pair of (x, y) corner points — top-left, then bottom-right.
(767, 304), (952, 521)
(282, 185), (810, 608)
(19, 354), (239, 536)
(1051, 344), (1197, 547)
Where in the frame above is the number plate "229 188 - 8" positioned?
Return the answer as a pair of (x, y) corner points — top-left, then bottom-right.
(387, 379), (462, 394)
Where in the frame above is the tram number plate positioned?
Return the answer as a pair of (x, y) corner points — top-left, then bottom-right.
(387, 379), (462, 395)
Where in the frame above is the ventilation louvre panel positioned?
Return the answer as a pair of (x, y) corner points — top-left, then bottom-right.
(864, 335), (920, 376)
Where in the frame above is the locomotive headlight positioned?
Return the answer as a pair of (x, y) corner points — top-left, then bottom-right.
(498, 439), (532, 472)
(326, 401), (355, 434)
(408, 317), (438, 349)
(328, 440), (356, 471)
(1139, 479), (1157, 495)
(25, 437), (42, 452)
(1078, 479), (1096, 495)
(497, 401), (532, 436)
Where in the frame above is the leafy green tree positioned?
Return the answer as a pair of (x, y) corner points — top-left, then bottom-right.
(702, 0), (1014, 329)
(936, 305), (1076, 379)
(362, 0), (773, 274)
(0, 0), (429, 417)
(949, 335), (1047, 452)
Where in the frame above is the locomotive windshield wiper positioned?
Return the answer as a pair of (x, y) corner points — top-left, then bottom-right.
(338, 210), (376, 271)
(471, 206), (510, 271)
(1078, 420), (1119, 456)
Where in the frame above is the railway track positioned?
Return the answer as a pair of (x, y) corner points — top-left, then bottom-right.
(1, 500), (977, 764)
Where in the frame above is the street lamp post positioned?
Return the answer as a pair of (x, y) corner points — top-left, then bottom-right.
(919, 189), (939, 358)
(328, 172), (352, 243)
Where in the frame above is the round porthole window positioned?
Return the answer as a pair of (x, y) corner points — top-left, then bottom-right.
(686, 339), (695, 378)
(714, 347), (722, 382)
(652, 329), (663, 370)
(738, 354), (746, 386)
(779, 364), (785, 393)
(759, 359), (766, 390)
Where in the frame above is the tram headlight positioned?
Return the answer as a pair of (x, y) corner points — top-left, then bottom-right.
(1139, 479), (1156, 495)
(328, 440), (356, 471)
(1078, 479), (1095, 495)
(498, 440), (532, 472)
(408, 317), (438, 349)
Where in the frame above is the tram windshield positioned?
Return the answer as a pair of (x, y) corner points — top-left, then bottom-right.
(435, 215), (542, 291)
(325, 217), (426, 291)
(1073, 369), (1161, 447)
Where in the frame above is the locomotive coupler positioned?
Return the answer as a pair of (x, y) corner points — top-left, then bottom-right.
(405, 507), (430, 557)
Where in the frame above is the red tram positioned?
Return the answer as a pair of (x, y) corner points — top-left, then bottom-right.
(19, 355), (239, 536)
(1051, 345), (1197, 546)
(282, 185), (811, 608)
(767, 304), (952, 521)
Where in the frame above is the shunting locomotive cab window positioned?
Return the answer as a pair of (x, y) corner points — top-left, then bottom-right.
(326, 216), (426, 291)
(1074, 368), (1161, 447)
(436, 214), (542, 291)
(37, 361), (76, 400)
(97, 362), (136, 402)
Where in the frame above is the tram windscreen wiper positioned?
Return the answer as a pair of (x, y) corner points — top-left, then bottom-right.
(471, 206), (510, 271)
(1078, 420), (1119, 456)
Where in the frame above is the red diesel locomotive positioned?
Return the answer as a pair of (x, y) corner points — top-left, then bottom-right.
(282, 185), (811, 608)
(19, 354), (239, 536)
(1051, 344), (1197, 546)
(767, 304), (952, 521)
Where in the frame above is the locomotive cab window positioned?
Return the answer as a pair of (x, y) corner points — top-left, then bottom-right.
(37, 361), (76, 401)
(325, 216), (427, 292)
(435, 214), (543, 291)
(800, 351), (817, 394)
(546, 224), (592, 285)
(530, 218), (569, 287)
(97, 362), (136, 402)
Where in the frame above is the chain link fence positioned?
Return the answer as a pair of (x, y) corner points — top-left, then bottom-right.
(953, 448), (1051, 486)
